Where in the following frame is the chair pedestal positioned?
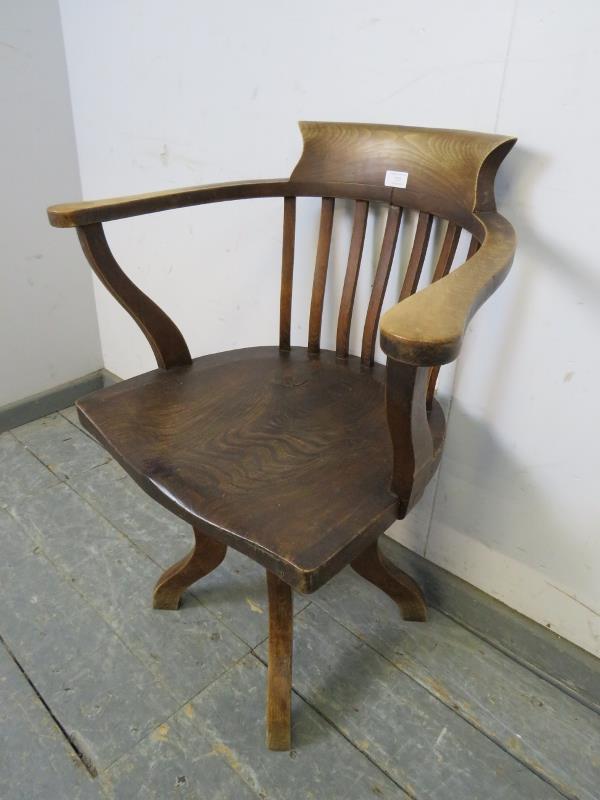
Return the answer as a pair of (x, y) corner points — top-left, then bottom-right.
(153, 526), (227, 610)
(153, 530), (426, 751)
(351, 540), (427, 622)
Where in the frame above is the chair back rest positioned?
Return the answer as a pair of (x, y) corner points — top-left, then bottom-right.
(280, 122), (516, 369)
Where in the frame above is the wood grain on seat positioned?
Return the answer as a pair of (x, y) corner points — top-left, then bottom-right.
(77, 347), (443, 592)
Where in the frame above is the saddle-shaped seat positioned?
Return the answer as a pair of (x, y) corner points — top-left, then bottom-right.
(77, 346), (445, 592)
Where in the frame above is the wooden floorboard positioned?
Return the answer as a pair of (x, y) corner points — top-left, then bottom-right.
(11, 412), (111, 480)
(0, 430), (59, 506)
(257, 605), (566, 800)
(312, 564), (600, 800)
(0, 637), (104, 800)
(182, 653), (408, 799)
(380, 537), (600, 714)
(101, 704), (262, 800)
(7, 485), (251, 707)
(0, 408), (598, 799)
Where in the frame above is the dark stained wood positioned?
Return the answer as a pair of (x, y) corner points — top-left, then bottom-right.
(351, 538), (427, 621)
(336, 200), (369, 358)
(77, 223), (191, 370)
(266, 571), (293, 750)
(49, 120), (517, 752)
(308, 197), (335, 353)
(399, 211), (434, 301)
(279, 196), (296, 350)
(76, 347), (434, 592)
(153, 526), (227, 610)
(432, 221), (462, 284)
(361, 205), (402, 366)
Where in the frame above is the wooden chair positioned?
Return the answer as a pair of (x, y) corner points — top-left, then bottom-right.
(47, 122), (516, 750)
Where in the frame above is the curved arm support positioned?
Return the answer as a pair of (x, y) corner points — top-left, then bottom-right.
(77, 223), (191, 369)
(385, 360), (439, 516)
(380, 212), (516, 366)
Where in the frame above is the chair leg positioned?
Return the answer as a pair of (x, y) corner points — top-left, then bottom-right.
(351, 539), (427, 622)
(266, 571), (293, 751)
(153, 526), (227, 610)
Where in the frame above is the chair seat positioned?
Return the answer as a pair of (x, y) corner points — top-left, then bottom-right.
(77, 346), (406, 591)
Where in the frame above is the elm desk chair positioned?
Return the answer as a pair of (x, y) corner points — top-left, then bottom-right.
(47, 122), (516, 751)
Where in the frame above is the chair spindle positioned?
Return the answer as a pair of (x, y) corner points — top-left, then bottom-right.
(467, 234), (480, 259)
(399, 211), (434, 301)
(361, 205), (402, 366)
(308, 197), (335, 353)
(431, 222), (462, 284)
(279, 197), (296, 350)
(336, 199), (369, 358)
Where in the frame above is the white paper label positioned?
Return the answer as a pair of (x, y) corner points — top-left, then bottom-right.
(384, 170), (409, 189)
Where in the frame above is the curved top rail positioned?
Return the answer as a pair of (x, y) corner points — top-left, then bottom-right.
(290, 121), (516, 223)
(48, 122), (516, 229)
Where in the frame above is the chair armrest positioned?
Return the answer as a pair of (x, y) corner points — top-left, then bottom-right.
(380, 212), (515, 515)
(380, 212), (516, 366)
(47, 179), (291, 227)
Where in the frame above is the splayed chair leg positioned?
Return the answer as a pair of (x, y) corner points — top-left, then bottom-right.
(153, 526), (227, 610)
(266, 571), (293, 751)
(351, 538), (427, 621)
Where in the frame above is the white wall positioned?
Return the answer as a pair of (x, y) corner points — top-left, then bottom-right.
(0, 0), (102, 407)
(60, 0), (600, 656)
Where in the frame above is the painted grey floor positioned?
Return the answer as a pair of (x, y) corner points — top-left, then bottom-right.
(0, 408), (598, 800)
